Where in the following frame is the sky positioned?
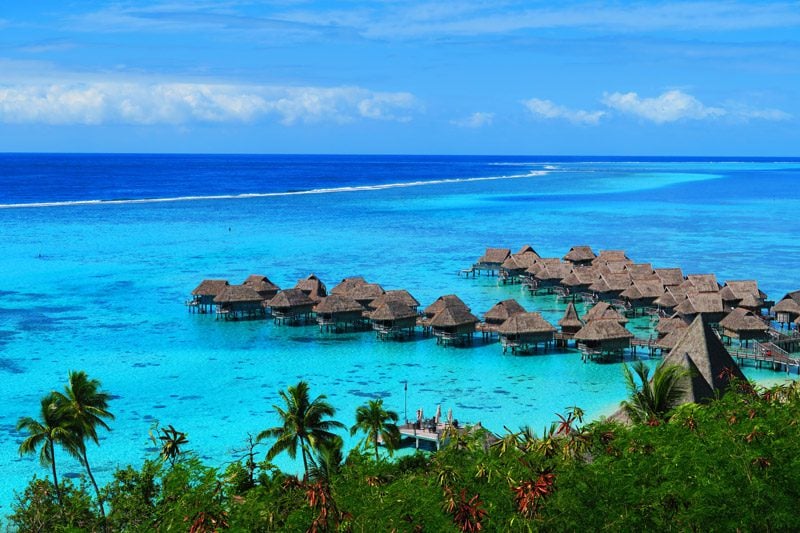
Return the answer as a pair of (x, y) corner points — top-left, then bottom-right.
(0, 1), (799, 155)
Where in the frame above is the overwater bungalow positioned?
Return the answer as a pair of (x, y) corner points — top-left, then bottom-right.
(654, 328), (685, 353)
(213, 284), (265, 320)
(295, 274), (327, 303)
(367, 290), (420, 313)
(314, 294), (366, 332)
(620, 279), (665, 314)
(421, 294), (472, 331)
(497, 312), (556, 354)
(718, 308), (769, 346)
(189, 279), (229, 313)
(654, 267), (685, 288)
(473, 247), (511, 275)
(573, 319), (633, 359)
(268, 288), (315, 324)
(675, 292), (726, 324)
(661, 316), (747, 403)
(719, 280), (769, 314)
(369, 300), (418, 340)
(242, 275), (280, 301)
(563, 245), (596, 266)
(480, 299), (526, 335)
(654, 286), (684, 314)
(560, 266), (595, 297)
(772, 290), (800, 327)
(429, 306), (480, 347)
(558, 302), (584, 339)
(533, 262), (571, 293)
(500, 250), (539, 282)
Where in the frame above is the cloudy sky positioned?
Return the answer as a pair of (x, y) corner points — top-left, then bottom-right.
(1, 1), (798, 155)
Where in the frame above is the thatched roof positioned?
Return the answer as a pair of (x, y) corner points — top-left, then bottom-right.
(478, 248), (511, 264)
(424, 294), (470, 317)
(720, 280), (764, 301)
(535, 262), (571, 282)
(681, 274), (720, 294)
(661, 316), (747, 404)
(516, 245), (540, 257)
(497, 312), (556, 335)
(330, 276), (367, 295)
(560, 266), (596, 287)
(192, 279), (229, 296)
(429, 306), (479, 328)
(214, 284), (263, 304)
(243, 275), (280, 294)
(369, 300), (418, 321)
(675, 292), (724, 315)
(484, 299), (526, 323)
(656, 315), (688, 335)
(268, 288), (315, 308)
(592, 250), (632, 266)
(563, 245), (596, 263)
(654, 289), (680, 309)
(503, 251), (540, 270)
(772, 297), (800, 314)
(593, 261), (629, 276)
(369, 290), (420, 310)
(558, 303), (584, 328)
(295, 274), (327, 301)
(620, 279), (665, 300)
(349, 283), (385, 303)
(654, 267), (685, 287)
(625, 263), (656, 280)
(574, 320), (633, 341)
(719, 308), (768, 333)
(314, 294), (364, 314)
(583, 302), (628, 324)
(655, 329), (686, 350)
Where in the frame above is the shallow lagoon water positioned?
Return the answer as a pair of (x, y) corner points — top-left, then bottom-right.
(1, 155), (799, 506)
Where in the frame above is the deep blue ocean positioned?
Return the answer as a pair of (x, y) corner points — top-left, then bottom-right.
(1, 154), (799, 507)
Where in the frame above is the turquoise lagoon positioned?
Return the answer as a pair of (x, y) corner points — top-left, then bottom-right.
(1, 156), (799, 507)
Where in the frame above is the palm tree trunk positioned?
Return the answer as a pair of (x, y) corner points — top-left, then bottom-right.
(374, 435), (380, 463)
(81, 448), (107, 530)
(301, 446), (309, 479)
(49, 441), (62, 507)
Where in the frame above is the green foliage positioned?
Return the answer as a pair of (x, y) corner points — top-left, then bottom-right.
(8, 477), (97, 532)
(621, 360), (690, 424)
(350, 398), (401, 462)
(103, 461), (161, 532)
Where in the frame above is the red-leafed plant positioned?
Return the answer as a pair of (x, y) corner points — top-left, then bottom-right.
(513, 472), (556, 519)
(443, 487), (488, 532)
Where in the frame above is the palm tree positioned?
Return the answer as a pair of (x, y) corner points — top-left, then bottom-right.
(257, 381), (344, 477)
(157, 424), (189, 466)
(53, 370), (115, 523)
(350, 398), (401, 462)
(621, 360), (690, 424)
(16, 392), (77, 507)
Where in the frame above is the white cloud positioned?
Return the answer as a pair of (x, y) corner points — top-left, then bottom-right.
(0, 82), (418, 126)
(602, 90), (726, 123)
(522, 98), (605, 125)
(451, 111), (494, 128)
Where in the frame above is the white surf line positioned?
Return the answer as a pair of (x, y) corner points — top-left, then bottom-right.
(0, 170), (548, 209)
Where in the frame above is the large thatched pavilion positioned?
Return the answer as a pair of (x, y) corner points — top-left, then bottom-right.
(497, 312), (556, 354)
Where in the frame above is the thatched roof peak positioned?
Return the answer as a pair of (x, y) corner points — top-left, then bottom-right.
(681, 274), (720, 294)
(772, 297), (800, 315)
(592, 250), (632, 265)
(369, 290), (420, 310)
(214, 284), (263, 303)
(369, 300), (417, 321)
(719, 308), (768, 333)
(563, 245), (596, 263)
(497, 312), (556, 335)
(295, 274), (327, 301)
(424, 294), (470, 317)
(429, 306), (479, 328)
(516, 245), (540, 257)
(314, 294), (364, 314)
(625, 263), (656, 280)
(656, 315), (688, 335)
(269, 288), (315, 308)
(349, 283), (385, 302)
(574, 319), (633, 341)
(330, 276), (367, 295)
(654, 267), (685, 287)
(243, 275), (280, 293)
(558, 303), (584, 328)
(583, 302), (628, 324)
(192, 279), (229, 296)
(675, 292), (723, 315)
(484, 299), (526, 323)
(478, 248), (511, 264)
(662, 316), (746, 403)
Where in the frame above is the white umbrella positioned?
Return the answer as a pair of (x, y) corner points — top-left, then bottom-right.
(435, 404), (442, 424)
